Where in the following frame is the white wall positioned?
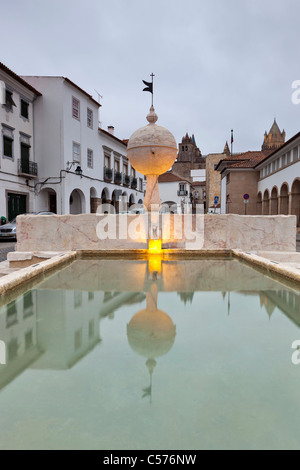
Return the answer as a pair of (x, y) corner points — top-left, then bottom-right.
(0, 70), (38, 219)
(258, 160), (300, 194)
(23, 77), (144, 214)
(159, 180), (191, 207)
(190, 169), (206, 182)
(257, 133), (300, 195)
(220, 176), (227, 214)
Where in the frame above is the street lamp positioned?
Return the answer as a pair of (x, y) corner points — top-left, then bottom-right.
(66, 161), (83, 177)
(75, 165), (83, 177)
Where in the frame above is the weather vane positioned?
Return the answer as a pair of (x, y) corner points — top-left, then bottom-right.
(142, 73), (155, 106)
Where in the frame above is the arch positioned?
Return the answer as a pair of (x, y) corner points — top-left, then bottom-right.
(270, 186), (278, 215)
(129, 193), (135, 207)
(119, 191), (128, 212)
(38, 187), (57, 214)
(280, 183), (289, 215)
(138, 199), (143, 205)
(161, 201), (178, 214)
(111, 189), (122, 213)
(69, 188), (86, 214)
(90, 187), (97, 198)
(291, 179), (300, 225)
(90, 187), (99, 213)
(262, 189), (270, 215)
(101, 187), (110, 204)
(256, 192), (262, 215)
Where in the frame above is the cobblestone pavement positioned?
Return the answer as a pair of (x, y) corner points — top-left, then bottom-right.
(0, 243), (15, 262)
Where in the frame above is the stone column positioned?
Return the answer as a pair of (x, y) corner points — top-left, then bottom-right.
(144, 175), (161, 212)
(288, 192), (293, 215)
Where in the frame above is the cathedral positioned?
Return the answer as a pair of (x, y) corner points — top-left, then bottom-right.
(262, 119), (285, 151)
(172, 133), (205, 180)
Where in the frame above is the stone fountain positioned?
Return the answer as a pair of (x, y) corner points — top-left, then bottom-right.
(127, 106), (177, 212)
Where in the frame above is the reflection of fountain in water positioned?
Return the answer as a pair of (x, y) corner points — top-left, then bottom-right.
(127, 281), (176, 402)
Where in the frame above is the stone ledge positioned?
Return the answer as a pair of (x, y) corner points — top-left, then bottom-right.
(7, 251), (65, 268)
(232, 249), (300, 285)
(0, 251), (77, 297)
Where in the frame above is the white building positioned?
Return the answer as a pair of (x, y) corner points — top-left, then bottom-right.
(158, 172), (192, 212)
(22, 75), (144, 214)
(99, 127), (144, 211)
(0, 63), (41, 221)
(256, 131), (300, 223)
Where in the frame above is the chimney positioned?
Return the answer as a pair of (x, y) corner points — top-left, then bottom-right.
(107, 126), (114, 135)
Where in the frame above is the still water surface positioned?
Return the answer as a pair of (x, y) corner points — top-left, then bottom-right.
(0, 258), (300, 450)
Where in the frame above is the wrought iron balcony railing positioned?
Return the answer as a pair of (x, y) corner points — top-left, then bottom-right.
(123, 174), (131, 186)
(104, 166), (113, 181)
(131, 177), (137, 189)
(114, 171), (122, 184)
(18, 159), (38, 177)
(177, 190), (188, 196)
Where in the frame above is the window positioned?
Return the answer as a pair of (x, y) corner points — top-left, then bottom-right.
(21, 99), (29, 119)
(2, 126), (14, 158)
(74, 329), (82, 350)
(114, 159), (120, 172)
(25, 330), (33, 350)
(87, 108), (93, 128)
(87, 148), (93, 168)
(123, 163), (128, 175)
(72, 142), (81, 162)
(72, 96), (80, 119)
(104, 155), (110, 168)
(287, 151), (291, 164)
(20, 143), (30, 173)
(180, 183), (185, 192)
(131, 167), (136, 178)
(3, 136), (13, 158)
(89, 320), (94, 339)
(6, 300), (17, 327)
(88, 292), (94, 301)
(4, 90), (16, 111)
(74, 291), (82, 308)
(293, 147), (298, 161)
(139, 178), (143, 191)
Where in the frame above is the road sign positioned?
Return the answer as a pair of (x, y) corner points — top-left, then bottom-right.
(243, 194), (250, 200)
(214, 196), (219, 205)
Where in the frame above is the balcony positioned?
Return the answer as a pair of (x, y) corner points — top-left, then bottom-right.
(123, 174), (131, 186)
(18, 159), (38, 178)
(114, 171), (122, 185)
(104, 166), (113, 182)
(177, 190), (188, 196)
(131, 177), (137, 189)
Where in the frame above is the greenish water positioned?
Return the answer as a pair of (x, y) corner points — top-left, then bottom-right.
(0, 258), (300, 450)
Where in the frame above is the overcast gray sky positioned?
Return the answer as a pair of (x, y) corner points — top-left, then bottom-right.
(2, 0), (300, 154)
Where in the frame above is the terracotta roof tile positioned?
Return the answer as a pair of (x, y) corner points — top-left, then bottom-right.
(158, 172), (188, 183)
(218, 150), (274, 169)
(0, 62), (42, 96)
(99, 128), (127, 146)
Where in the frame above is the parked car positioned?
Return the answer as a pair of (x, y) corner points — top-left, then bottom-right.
(0, 217), (17, 240)
(0, 212), (55, 240)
